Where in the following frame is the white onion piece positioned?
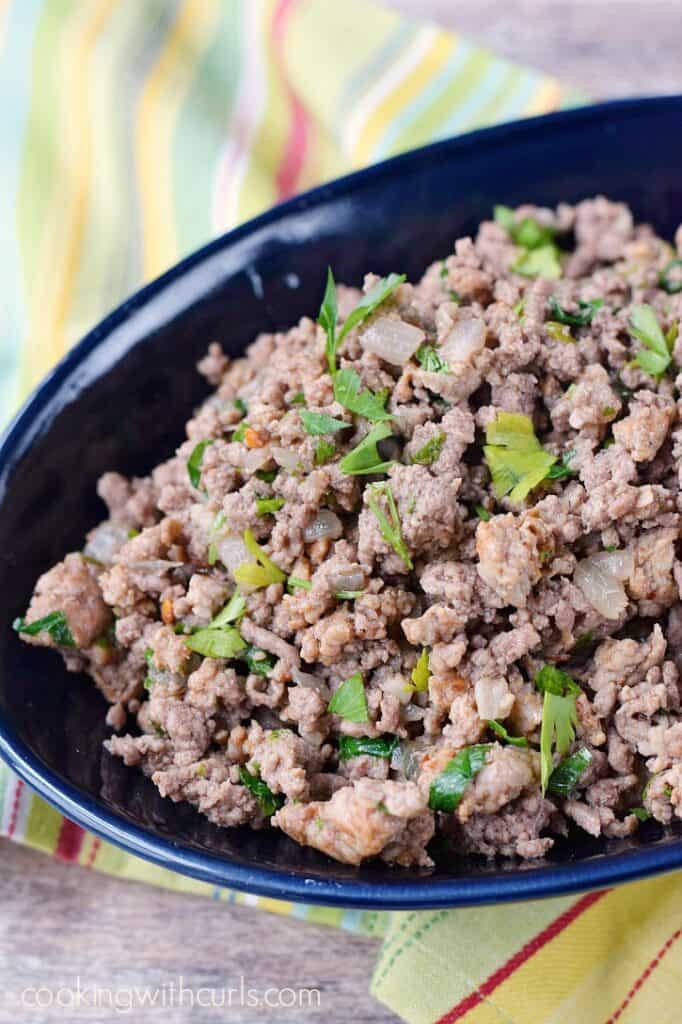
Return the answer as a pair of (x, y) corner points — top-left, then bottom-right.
(381, 674), (413, 706)
(241, 447), (271, 472)
(474, 677), (514, 720)
(303, 510), (343, 543)
(291, 671), (330, 699)
(328, 569), (365, 592)
(574, 555), (629, 620)
(272, 446), (302, 472)
(84, 521), (130, 564)
(360, 316), (425, 365)
(441, 317), (486, 366)
(216, 535), (251, 575)
(591, 549), (634, 580)
(403, 703), (425, 722)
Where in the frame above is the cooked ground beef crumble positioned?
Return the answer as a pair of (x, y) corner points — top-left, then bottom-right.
(15, 197), (682, 868)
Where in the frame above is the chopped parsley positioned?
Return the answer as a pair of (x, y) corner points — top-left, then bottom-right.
(187, 440), (213, 489)
(535, 664), (582, 794)
(366, 481), (413, 569)
(629, 303), (672, 377)
(410, 648), (430, 693)
(318, 268), (405, 375)
(659, 258), (682, 294)
(631, 807), (652, 822)
(487, 720), (528, 748)
(256, 468), (278, 483)
(327, 672), (368, 722)
(333, 367), (392, 422)
(545, 321), (574, 344)
(415, 344), (449, 373)
(233, 397), (248, 417)
(338, 735), (399, 760)
(411, 432), (445, 466)
(483, 411), (557, 503)
(545, 449), (576, 480)
(256, 496), (285, 516)
(290, 392), (306, 406)
(494, 205), (561, 280)
(234, 529), (286, 588)
(287, 576), (312, 593)
(13, 610), (75, 647)
(239, 765), (283, 817)
(475, 504), (491, 521)
(300, 410), (349, 435)
(338, 421), (394, 475)
(548, 296), (603, 326)
(244, 646), (276, 677)
(428, 744), (490, 813)
(210, 590), (246, 627)
(547, 747), (592, 797)
(314, 439), (336, 465)
(232, 421), (249, 443)
(185, 624), (246, 659)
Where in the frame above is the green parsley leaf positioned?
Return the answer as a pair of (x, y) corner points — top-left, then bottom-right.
(415, 344), (449, 373)
(13, 610), (75, 647)
(572, 630), (594, 653)
(428, 744), (491, 813)
(409, 648), (430, 693)
(333, 367), (392, 422)
(210, 590), (246, 627)
(475, 504), (491, 521)
(629, 303), (671, 377)
(239, 765), (284, 816)
(338, 735), (399, 760)
(545, 450), (576, 480)
(127, 527), (139, 539)
(493, 204), (516, 233)
(535, 664), (581, 794)
(548, 296), (603, 326)
(339, 421), (394, 475)
(545, 320), (574, 344)
(487, 720), (529, 748)
(513, 244), (562, 280)
(318, 267), (339, 375)
(314, 438), (336, 465)
(187, 440), (213, 489)
(232, 421), (250, 443)
(547, 747), (592, 797)
(256, 496), (285, 516)
(233, 529), (286, 588)
(233, 397), (248, 417)
(185, 624), (246, 659)
(337, 273), (406, 344)
(631, 807), (652, 822)
(366, 481), (413, 569)
(300, 410), (349, 435)
(659, 258), (682, 294)
(290, 392), (306, 406)
(439, 261), (448, 279)
(256, 468), (277, 483)
(335, 589), (362, 600)
(327, 672), (368, 722)
(411, 432), (445, 466)
(244, 646), (276, 677)
(483, 411), (556, 503)
(287, 576), (312, 593)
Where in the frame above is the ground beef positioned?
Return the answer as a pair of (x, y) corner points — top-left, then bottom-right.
(18, 197), (682, 867)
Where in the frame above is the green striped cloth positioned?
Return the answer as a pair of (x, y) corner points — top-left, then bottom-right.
(0, 3), (600, 1022)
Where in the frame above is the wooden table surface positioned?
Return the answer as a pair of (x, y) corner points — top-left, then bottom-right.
(2, 3), (680, 1022)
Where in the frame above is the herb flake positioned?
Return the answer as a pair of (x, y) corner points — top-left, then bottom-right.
(428, 744), (490, 813)
(366, 481), (413, 569)
(327, 672), (368, 722)
(13, 610), (75, 647)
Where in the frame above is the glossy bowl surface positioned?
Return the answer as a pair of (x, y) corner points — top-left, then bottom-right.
(2, 96), (682, 909)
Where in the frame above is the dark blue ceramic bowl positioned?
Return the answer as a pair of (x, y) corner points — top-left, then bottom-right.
(2, 96), (682, 909)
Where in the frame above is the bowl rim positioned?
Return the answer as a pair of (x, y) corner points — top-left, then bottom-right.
(2, 93), (682, 909)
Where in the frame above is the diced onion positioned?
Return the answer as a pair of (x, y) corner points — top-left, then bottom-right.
(242, 448), (271, 472)
(360, 316), (425, 365)
(128, 560), (184, 572)
(573, 552), (632, 620)
(381, 674), (413, 706)
(303, 510), (343, 543)
(403, 703), (425, 721)
(83, 521), (130, 564)
(291, 670), (330, 699)
(216, 535), (251, 574)
(441, 317), (486, 365)
(474, 677), (514, 720)
(328, 569), (365, 592)
(272, 446), (302, 472)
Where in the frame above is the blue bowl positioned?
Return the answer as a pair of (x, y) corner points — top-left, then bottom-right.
(2, 96), (682, 909)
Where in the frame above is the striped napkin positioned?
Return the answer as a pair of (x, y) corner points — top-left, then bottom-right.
(2, 1), (680, 1021)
